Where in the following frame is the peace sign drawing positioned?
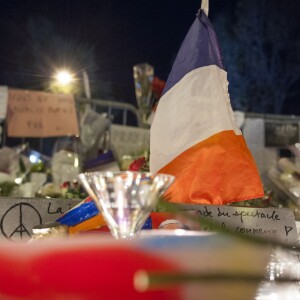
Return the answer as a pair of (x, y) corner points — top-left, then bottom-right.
(0, 202), (42, 241)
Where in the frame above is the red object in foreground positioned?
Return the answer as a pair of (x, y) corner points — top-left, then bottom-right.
(0, 237), (181, 300)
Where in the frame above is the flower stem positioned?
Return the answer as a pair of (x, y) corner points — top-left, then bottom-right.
(134, 270), (299, 292)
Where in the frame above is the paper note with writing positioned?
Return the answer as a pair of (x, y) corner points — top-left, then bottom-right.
(169, 204), (298, 244)
(0, 86), (8, 120)
(0, 197), (80, 242)
(110, 124), (150, 162)
(7, 89), (80, 137)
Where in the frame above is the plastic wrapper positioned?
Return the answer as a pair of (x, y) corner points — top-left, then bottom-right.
(268, 157), (300, 219)
(80, 106), (111, 161)
(29, 222), (68, 241)
(269, 157), (300, 199)
(0, 145), (51, 197)
(133, 63), (154, 125)
(0, 147), (21, 177)
(51, 137), (81, 186)
(0, 146), (32, 182)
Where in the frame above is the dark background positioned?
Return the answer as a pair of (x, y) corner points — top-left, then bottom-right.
(0, 0), (300, 114)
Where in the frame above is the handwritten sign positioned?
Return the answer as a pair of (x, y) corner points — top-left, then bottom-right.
(168, 204), (298, 244)
(7, 89), (80, 137)
(0, 85), (8, 120)
(110, 125), (150, 162)
(0, 197), (80, 242)
(265, 121), (299, 147)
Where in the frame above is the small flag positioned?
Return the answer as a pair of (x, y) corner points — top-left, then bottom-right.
(150, 9), (264, 205)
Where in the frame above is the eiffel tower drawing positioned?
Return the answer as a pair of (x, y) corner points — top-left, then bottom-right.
(9, 224), (31, 239)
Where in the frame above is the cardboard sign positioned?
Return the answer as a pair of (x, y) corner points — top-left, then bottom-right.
(265, 121), (299, 147)
(7, 89), (80, 137)
(110, 124), (150, 162)
(0, 197), (80, 242)
(169, 204), (298, 244)
(0, 85), (8, 120)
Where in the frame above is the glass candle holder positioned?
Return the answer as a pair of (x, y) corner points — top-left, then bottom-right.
(78, 171), (174, 239)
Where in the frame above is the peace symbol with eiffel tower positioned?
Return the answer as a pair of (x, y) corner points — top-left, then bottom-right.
(0, 202), (42, 241)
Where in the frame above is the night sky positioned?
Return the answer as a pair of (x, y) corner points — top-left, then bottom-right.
(0, 0), (299, 112)
(0, 1), (197, 100)
(0, 1), (235, 100)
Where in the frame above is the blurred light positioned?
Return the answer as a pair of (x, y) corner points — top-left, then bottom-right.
(29, 154), (40, 164)
(15, 177), (23, 185)
(55, 70), (74, 86)
(74, 156), (79, 168)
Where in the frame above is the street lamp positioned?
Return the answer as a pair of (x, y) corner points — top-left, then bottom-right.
(54, 70), (74, 86)
(51, 69), (91, 99)
(50, 69), (76, 95)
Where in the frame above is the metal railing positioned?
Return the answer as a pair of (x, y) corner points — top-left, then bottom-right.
(76, 97), (143, 127)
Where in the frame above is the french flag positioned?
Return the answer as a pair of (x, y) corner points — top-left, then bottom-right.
(150, 9), (264, 205)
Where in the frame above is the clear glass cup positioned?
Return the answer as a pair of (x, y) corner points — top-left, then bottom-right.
(78, 171), (174, 239)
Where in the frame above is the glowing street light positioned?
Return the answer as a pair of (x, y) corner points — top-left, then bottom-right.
(50, 68), (91, 98)
(54, 70), (74, 86)
(50, 69), (77, 94)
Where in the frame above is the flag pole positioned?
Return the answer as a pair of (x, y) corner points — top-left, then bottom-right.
(82, 70), (91, 99)
(201, 0), (209, 16)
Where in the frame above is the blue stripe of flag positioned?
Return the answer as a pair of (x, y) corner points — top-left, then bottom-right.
(162, 9), (224, 96)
